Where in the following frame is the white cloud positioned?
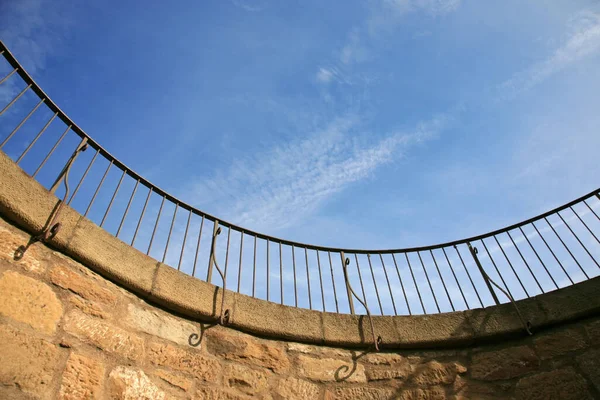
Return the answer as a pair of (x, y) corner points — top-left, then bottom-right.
(498, 10), (600, 98)
(316, 67), (335, 84)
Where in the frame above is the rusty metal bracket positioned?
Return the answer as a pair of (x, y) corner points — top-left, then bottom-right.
(208, 221), (230, 326)
(15, 138), (88, 260)
(467, 243), (533, 336)
(341, 251), (382, 351)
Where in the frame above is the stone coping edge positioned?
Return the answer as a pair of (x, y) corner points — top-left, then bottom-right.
(1, 151), (599, 349)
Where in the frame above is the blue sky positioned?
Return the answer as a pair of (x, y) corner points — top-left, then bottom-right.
(2, 0), (600, 314)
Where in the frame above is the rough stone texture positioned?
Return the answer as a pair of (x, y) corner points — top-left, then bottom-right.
(195, 386), (251, 400)
(577, 348), (600, 392)
(109, 367), (170, 400)
(63, 310), (144, 361)
(59, 353), (105, 400)
(471, 345), (540, 381)
(514, 368), (592, 400)
(223, 363), (269, 394)
(584, 319), (600, 343)
(0, 223), (45, 274)
(50, 264), (117, 305)
(533, 327), (587, 359)
(0, 324), (61, 399)
(325, 386), (395, 400)
(275, 377), (321, 400)
(147, 341), (221, 382)
(397, 387), (447, 400)
(410, 360), (466, 386)
(206, 330), (290, 373)
(0, 270), (63, 334)
(126, 303), (197, 347)
(155, 370), (193, 392)
(68, 294), (108, 319)
(296, 355), (366, 383)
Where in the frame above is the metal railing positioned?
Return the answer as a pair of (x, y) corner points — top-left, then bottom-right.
(1, 40), (600, 318)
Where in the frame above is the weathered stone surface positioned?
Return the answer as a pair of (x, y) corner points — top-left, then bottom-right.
(515, 368), (592, 400)
(195, 386), (251, 400)
(397, 387), (446, 400)
(361, 353), (405, 365)
(0, 223), (45, 274)
(109, 366), (170, 400)
(59, 353), (105, 400)
(0, 270), (63, 334)
(297, 355), (366, 383)
(577, 348), (600, 391)
(63, 310), (144, 361)
(325, 386), (395, 400)
(50, 264), (117, 305)
(126, 303), (196, 347)
(471, 345), (539, 381)
(452, 376), (512, 399)
(68, 295), (108, 319)
(411, 361), (466, 386)
(533, 328), (586, 359)
(275, 377), (320, 400)
(147, 341), (220, 382)
(224, 363), (268, 394)
(0, 324), (61, 399)
(364, 357), (412, 381)
(206, 330), (289, 373)
(584, 319), (600, 344)
(155, 370), (193, 392)
(287, 342), (316, 354)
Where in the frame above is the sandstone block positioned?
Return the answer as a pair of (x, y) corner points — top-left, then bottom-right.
(364, 357), (411, 381)
(224, 363), (269, 394)
(155, 369), (193, 392)
(195, 386), (251, 400)
(275, 377), (320, 400)
(0, 270), (63, 335)
(410, 360), (466, 386)
(63, 310), (144, 361)
(584, 319), (600, 344)
(206, 330), (289, 373)
(68, 295), (108, 319)
(109, 366), (170, 400)
(126, 303), (197, 347)
(325, 386), (395, 400)
(515, 367), (592, 400)
(50, 264), (117, 305)
(297, 355), (366, 383)
(577, 348), (600, 392)
(0, 223), (45, 274)
(533, 327), (586, 359)
(0, 324), (61, 399)
(147, 341), (220, 382)
(471, 345), (539, 381)
(397, 387), (446, 400)
(59, 353), (105, 400)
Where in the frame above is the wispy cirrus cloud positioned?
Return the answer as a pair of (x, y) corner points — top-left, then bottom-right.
(498, 10), (600, 99)
(184, 112), (453, 234)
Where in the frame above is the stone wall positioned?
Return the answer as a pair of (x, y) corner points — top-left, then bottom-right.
(1, 216), (600, 399)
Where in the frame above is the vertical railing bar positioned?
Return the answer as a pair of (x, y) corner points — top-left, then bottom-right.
(0, 67), (18, 85)
(177, 209), (193, 270)
(316, 251), (326, 311)
(147, 195), (165, 255)
(68, 149), (98, 205)
(366, 254), (384, 315)
(518, 226), (558, 290)
(162, 204), (178, 263)
(544, 217), (589, 279)
(405, 252), (426, 314)
(100, 168), (126, 227)
(506, 231), (544, 293)
(341, 252), (355, 314)
(292, 245), (298, 306)
(532, 221), (574, 285)
(327, 251), (339, 313)
(417, 251), (440, 313)
(305, 247), (312, 310)
(116, 179), (139, 238)
(131, 187), (152, 246)
(84, 160), (113, 217)
(379, 254), (397, 315)
(583, 199), (600, 222)
(266, 239), (270, 302)
(279, 242), (283, 304)
(191, 215), (205, 277)
(17, 112), (57, 163)
(1, 98), (45, 148)
(354, 254), (370, 314)
(391, 254), (411, 315)
(441, 247), (469, 310)
(454, 245), (484, 307)
(224, 227), (231, 286)
(577, 204), (600, 239)
(467, 243), (500, 306)
(33, 125), (71, 178)
(237, 232), (244, 292)
(0, 84), (31, 116)
(557, 211), (600, 269)
(252, 235), (257, 297)
(429, 250), (454, 312)
(206, 220), (219, 284)
(481, 239), (515, 300)
(492, 236), (529, 297)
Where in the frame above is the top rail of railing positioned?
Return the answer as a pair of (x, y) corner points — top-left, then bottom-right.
(1, 39), (599, 317)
